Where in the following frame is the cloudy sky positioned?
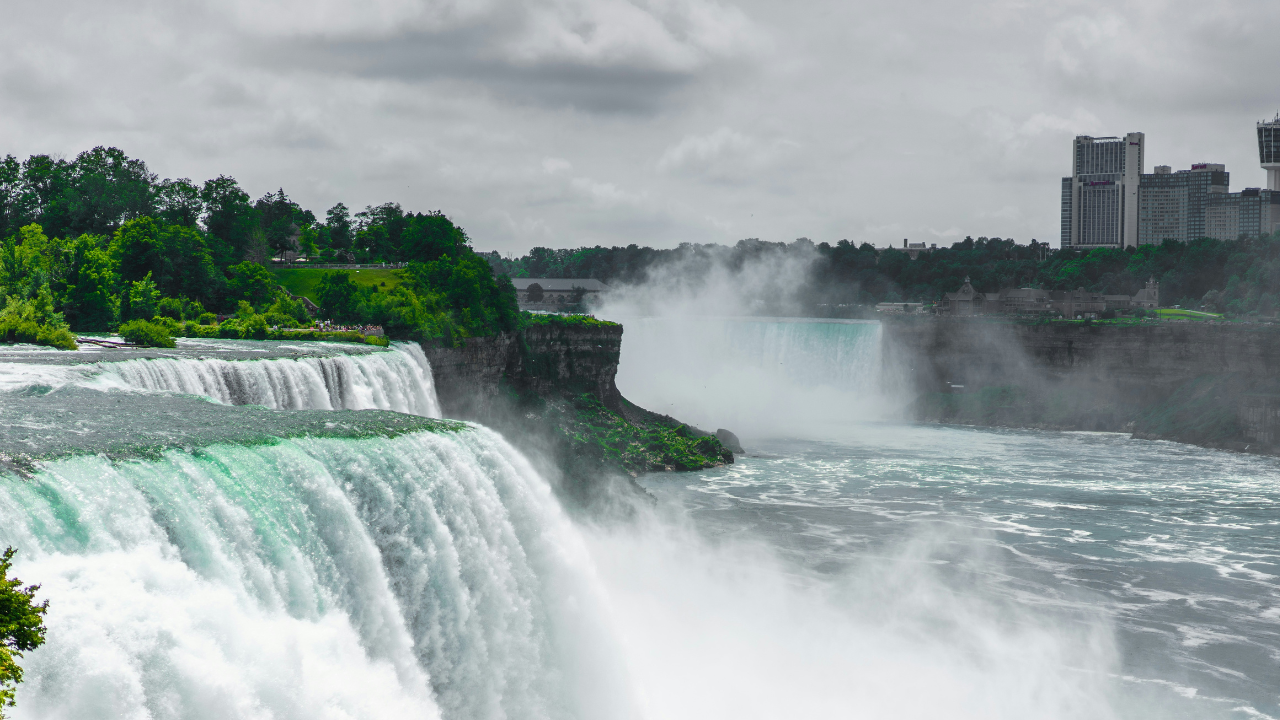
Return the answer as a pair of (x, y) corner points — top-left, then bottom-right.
(3, 0), (1278, 253)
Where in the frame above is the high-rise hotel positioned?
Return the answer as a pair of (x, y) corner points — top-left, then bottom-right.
(1060, 133), (1144, 249)
(1061, 116), (1280, 247)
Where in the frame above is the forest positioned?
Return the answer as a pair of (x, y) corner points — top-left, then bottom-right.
(0, 147), (518, 348)
(490, 232), (1280, 316)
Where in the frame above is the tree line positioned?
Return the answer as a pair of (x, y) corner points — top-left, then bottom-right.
(0, 146), (518, 348)
(488, 233), (1280, 316)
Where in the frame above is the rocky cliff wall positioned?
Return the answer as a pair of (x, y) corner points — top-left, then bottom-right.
(883, 318), (1280, 452)
(420, 323), (623, 419)
(421, 323), (731, 509)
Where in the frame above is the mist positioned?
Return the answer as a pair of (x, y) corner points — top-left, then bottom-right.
(594, 246), (905, 439)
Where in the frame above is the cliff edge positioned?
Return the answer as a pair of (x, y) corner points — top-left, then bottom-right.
(883, 317), (1280, 454)
(422, 319), (732, 508)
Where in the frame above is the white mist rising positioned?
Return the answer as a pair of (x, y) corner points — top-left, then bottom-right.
(582, 503), (1124, 720)
(594, 248), (905, 438)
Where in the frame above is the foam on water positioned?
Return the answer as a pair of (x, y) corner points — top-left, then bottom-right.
(0, 430), (636, 720)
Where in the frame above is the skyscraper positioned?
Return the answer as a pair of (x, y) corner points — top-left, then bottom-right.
(1061, 133), (1144, 249)
(1137, 163), (1228, 244)
(1260, 114), (1280, 192)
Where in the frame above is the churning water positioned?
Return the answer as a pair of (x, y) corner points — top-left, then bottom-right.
(605, 317), (1280, 720)
(2, 328), (1278, 720)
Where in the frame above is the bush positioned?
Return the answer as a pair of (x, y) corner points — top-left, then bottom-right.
(0, 292), (78, 350)
(243, 313), (268, 339)
(197, 312), (217, 325)
(217, 319), (243, 338)
(118, 319), (176, 348)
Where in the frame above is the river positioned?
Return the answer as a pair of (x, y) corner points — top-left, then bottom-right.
(0, 323), (1276, 719)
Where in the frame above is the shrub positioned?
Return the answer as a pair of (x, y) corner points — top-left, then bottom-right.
(197, 312), (217, 325)
(0, 292), (77, 350)
(118, 319), (176, 348)
(243, 313), (268, 339)
(217, 319), (243, 338)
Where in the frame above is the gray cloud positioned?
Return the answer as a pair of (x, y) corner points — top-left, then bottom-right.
(2, 0), (1280, 254)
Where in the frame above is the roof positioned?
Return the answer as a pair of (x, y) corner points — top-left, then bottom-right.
(510, 278), (609, 292)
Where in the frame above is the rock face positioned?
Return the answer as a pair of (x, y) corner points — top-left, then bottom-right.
(422, 322), (731, 508)
(882, 317), (1280, 453)
(422, 323), (623, 419)
(715, 428), (744, 454)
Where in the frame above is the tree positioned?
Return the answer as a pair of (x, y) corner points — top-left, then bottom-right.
(226, 261), (276, 309)
(109, 217), (220, 304)
(316, 271), (362, 322)
(57, 235), (117, 331)
(526, 282), (544, 303)
(324, 203), (353, 259)
(401, 212), (466, 263)
(254, 189), (313, 258)
(0, 548), (47, 718)
(154, 178), (203, 227)
(120, 272), (160, 323)
(200, 176), (257, 264)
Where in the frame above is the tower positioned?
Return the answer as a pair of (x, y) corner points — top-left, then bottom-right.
(1260, 114), (1280, 191)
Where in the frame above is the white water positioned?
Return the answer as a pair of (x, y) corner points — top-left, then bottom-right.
(0, 341), (441, 417)
(93, 343), (441, 416)
(0, 429), (637, 720)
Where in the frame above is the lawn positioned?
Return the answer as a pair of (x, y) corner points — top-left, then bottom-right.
(1156, 308), (1224, 321)
(273, 268), (404, 303)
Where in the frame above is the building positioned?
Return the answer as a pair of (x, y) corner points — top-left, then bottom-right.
(1062, 133), (1144, 250)
(1260, 113), (1280, 192)
(999, 288), (1053, 315)
(901, 239), (934, 259)
(939, 278), (999, 315)
(937, 278), (1159, 317)
(1132, 277), (1160, 309)
(510, 278), (609, 308)
(875, 302), (925, 314)
(1205, 188), (1280, 240)
(1052, 289), (1108, 318)
(1137, 164), (1229, 244)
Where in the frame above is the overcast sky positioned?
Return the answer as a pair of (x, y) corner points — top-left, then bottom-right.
(3, 0), (1278, 253)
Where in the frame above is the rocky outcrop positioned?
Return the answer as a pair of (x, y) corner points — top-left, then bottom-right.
(883, 317), (1280, 453)
(422, 321), (731, 509)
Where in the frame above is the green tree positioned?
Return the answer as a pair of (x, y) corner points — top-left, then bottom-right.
(226, 261), (276, 309)
(401, 211), (466, 263)
(200, 176), (258, 264)
(316, 271), (363, 322)
(254, 189), (313, 258)
(109, 217), (220, 304)
(154, 178), (203, 227)
(0, 548), (48, 718)
(57, 235), (117, 331)
(120, 273), (160, 323)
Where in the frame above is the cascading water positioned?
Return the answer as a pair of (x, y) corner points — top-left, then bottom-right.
(90, 342), (441, 416)
(0, 426), (637, 720)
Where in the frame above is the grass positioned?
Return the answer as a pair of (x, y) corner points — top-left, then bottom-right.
(520, 312), (620, 329)
(273, 268), (404, 303)
(1156, 308), (1224, 320)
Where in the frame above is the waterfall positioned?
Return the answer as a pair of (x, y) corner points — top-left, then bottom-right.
(612, 317), (892, 436)
(0, 428), (637, 720)
(85, 342), (441, 417)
